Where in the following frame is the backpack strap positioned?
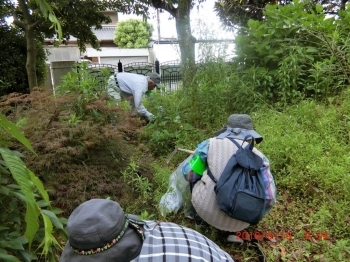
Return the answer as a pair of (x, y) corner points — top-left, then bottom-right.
(207, 137), (241, 184)
(226, 137), (242, 149)
(207, 167), (217, 183)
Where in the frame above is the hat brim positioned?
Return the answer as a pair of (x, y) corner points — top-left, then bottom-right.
(59, 224), (143, 262)
(244, 129), (263, 144)
(215, 127), (263, 144)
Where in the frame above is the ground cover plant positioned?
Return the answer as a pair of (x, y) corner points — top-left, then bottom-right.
(1, 64), (350, 261)
(142, 83), (350, 262)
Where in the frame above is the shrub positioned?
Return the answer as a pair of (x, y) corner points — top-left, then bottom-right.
(0, 113), (65, 261)
(0, 25), (46, 96)
(114, 19), (153, 48)
(233, 0), (350, 106)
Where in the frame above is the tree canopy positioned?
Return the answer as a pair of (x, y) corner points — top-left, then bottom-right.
(114, 19), (153, 48)
(6, 0), (149, 90)
(214, 0), (350, 29)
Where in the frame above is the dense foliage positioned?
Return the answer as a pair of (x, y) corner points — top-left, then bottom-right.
(214, 0), (349, 29)
(2, 0), (149, 90)
(0, 112), (66, 261)
(0, 25), (47, 96)
(114, 19), (153, 48)
(140, 3), (350, 259)
(1, 0), (350, 261)
(232, 1), (350, 105)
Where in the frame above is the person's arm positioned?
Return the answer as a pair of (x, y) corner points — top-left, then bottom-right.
(137, 104), (154, 119)
(182, 139), (210, 182)
(132, 79), (146, 110)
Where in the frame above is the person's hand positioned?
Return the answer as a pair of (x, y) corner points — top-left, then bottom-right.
(147, 114), (156, 122)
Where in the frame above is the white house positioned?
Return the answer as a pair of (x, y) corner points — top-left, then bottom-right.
(45, 11), (155, 66)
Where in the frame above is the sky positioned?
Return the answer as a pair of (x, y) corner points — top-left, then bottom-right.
(118, 0), (236, 62)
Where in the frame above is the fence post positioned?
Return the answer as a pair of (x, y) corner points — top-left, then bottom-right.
(155, 59), (160, 74)
(118, 60), (123, 72)
(51, 61), (76, 87)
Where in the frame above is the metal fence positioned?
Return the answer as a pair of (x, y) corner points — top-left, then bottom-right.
(49, 60), (183, 91)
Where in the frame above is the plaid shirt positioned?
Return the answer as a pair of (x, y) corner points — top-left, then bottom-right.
(132, 221), (234, 262)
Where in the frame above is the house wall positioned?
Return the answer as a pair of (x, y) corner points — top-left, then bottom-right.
(46, 46), (80, 62)
(102, 11), (118, 25)
(86, 47), (154, 66)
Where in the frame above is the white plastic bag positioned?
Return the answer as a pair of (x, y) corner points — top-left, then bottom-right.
(159, 156), (192, 216)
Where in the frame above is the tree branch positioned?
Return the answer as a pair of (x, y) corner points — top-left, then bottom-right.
(12, 11), (26, 29)
(152, 0), (177, 17)
(30, 18), (45, 29)
(17, 0), (33, 24)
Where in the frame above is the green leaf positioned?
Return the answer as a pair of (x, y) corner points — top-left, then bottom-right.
(0, 148), (40, 246)
(29, 170), (49, 203)
(315, 4), (323, 13)
(49, 207), (64, 215)
(183, 123), (194, 131)
(0, 114), (35, 154)
(306, 47), (318, 53)
(37, 200), (49, 207)
(0, 238), (25, 250)
(0, 164), (10, 175)
(38, 214), (60, 255)
(0, 185), (10, 195)
(42, 210), (64, 230)
(0, 252), (21, 262)
(11, 191), (27, 203)
(18, 250), (32, 262)
(0, 226), (9, 231)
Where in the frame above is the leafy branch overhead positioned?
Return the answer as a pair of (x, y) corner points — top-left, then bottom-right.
(6, 0), (150, 91)
(114, 19), (153, 48)
(214, 0), (350, 30)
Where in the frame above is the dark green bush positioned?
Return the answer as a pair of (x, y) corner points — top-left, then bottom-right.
(0, 25), (46, 96)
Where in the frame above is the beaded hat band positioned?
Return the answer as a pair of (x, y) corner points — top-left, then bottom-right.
(71, 216), (145, 256)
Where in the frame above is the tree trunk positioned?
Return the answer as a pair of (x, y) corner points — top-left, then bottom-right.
(175, 0), (196, 87)
(26, 27), (38, 90)
(15, 0), (41, 92)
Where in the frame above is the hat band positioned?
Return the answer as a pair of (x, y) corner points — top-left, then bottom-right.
(71, 217), (145, 256)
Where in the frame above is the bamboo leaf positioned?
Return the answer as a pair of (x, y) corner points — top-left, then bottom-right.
(0, 114), (35, 154)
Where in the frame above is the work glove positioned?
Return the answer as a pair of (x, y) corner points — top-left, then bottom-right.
(147, 114), (156, 123)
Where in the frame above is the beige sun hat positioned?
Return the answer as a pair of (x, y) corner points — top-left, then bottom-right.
(191, 136), (265, 232)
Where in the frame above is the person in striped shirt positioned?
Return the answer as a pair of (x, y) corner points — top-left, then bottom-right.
(59, 198), (234, 262)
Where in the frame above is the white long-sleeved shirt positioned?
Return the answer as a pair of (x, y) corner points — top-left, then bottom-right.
(107, 75), (121, 100)
(116, 72), (147, 109)
(116, 72), (153, 118)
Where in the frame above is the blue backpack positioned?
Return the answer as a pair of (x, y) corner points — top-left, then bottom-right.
(207, 136), (266, 225)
